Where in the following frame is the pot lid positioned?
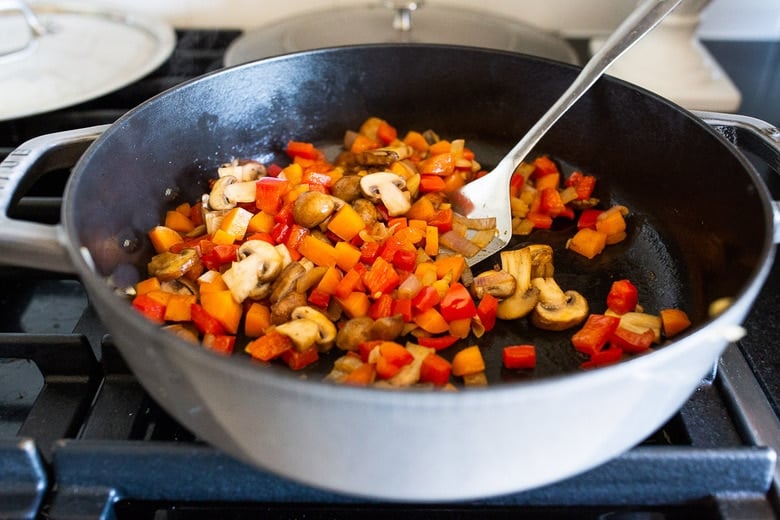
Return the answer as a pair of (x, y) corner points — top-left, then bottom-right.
(224, 1), (579, 67)
(0, 1), (175, 121)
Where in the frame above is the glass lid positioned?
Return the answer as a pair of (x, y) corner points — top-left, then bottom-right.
(224, 1), (579, 67)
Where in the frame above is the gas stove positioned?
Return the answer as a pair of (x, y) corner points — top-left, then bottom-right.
(0, 31), (779, 519)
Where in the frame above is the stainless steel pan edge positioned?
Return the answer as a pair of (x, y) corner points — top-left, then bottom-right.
(0, 106), (777, 500)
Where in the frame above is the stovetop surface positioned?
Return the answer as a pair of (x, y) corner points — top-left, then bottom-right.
(0, 31), (778, 520)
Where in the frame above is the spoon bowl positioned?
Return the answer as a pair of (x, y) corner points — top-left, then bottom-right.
(451, 0), (683, 266)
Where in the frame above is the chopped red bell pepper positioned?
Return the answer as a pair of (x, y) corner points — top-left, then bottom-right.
(270, 221), (292, 244)
(362, 257), (400, 297)
(379, 236), (405, 263)
(307, 287), (331, 308)
(606, 279), (639, 314)
(301, 170), (333, 188)
(392, 298), (413, 322)
(412, 286), (440, 312)
(281, 346), (319, 370)
(565, 171), (597, 200)
(393, 248), (417, 272)
(502, 345), (536, 369)
(509, 172), (525, 197)
(285, 140), (320, 160)
(476, 293), (499, 332)
(199, 242), (239, 271)
(190, 303), (226, 335)
(203, 334), (235, 355)
(526, 211), (553, 230)
(571, 314), (620, 355)
(577, 209), (603, 230)
(255, 177), (290, 214)
(580, 347), (623, 369)
(266, 163), (283, 177)
(439, 282), (477, 321)
(419, 353), (452, 386)
(359, 241), (381, 264)
(416, 335), (459, 350)
(132, 293), (166, 324)
(538, 187), (565, 217)
(610, 326), (654, 353)
(427, 208), (453, 233)
(368, 293), (394, 320)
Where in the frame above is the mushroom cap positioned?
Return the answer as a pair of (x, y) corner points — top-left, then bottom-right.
(531, 290), (589, 331)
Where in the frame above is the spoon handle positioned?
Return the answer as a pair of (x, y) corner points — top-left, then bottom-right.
(501, 0), (683, 171)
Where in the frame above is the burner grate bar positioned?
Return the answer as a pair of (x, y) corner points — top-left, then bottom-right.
(45, 440), (775, 519)
(0, 438), (47, 520)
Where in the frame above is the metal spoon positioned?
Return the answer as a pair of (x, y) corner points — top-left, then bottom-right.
(451, 0), (683, 266)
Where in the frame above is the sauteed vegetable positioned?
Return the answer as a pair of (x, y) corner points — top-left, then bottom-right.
(131, 117), (690, 388)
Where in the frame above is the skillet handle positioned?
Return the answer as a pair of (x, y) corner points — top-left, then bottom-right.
(0, 125), (108, 273)
(694, 110), (780, 244)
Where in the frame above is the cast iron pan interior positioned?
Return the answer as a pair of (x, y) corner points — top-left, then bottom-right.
(68, 45), (768, 385)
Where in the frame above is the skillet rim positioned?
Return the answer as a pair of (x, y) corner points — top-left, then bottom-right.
(62, 43), (778, 402)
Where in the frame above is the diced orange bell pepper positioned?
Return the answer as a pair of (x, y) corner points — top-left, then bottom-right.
(298, 235), (338, 267)
(200, 290), (242, 334)
(336, 291), (370, 319)
(451, 345), (486, 377)
(244, 302), (272, 337)
(567, 228), (607, 259)
(343, 362), (376, 386)
(165, 210), (195, 234)
(660, 308), (692, 338)
(164, 294), (197, 322)
(148, 225), (184, 254)
(327, 204), (366, 241)
(413, 307), (449, 334)
(245, 330), (292, 361)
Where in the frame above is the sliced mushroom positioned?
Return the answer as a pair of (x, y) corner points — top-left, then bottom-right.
(222, 241), (283, 303)
(160, 277), (198, 295)
(360, 171), (411, 216)
(274, 319), (321, 352)
(163, 323), (199, 343)
(290, 306), (337, 350)
(147, 249), (198, 282)
(208, 176), (239, 210)
(370, 314), (405, 341)
(530, 277), (588, 331)
(471, 269), (516, 299)
(238, 240), (283, 282)
(270, 290), (307, 325)
(269, 261), (306, 303)
(218, 159), (266, 181)
(496, 247), (539, 320)
(292, 191), (340, 228)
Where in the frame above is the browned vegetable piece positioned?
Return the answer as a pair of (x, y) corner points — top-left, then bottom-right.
(352, 198), (381, 226)
(330, 175), (363, 203)
(336, 316), (375, 351)
(270, 290), (308, 325)
(370, 315), (405, 340)
(293, 191), (340, 228)
(269, 262), (306, 303)
(147, 249), (197, 281)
